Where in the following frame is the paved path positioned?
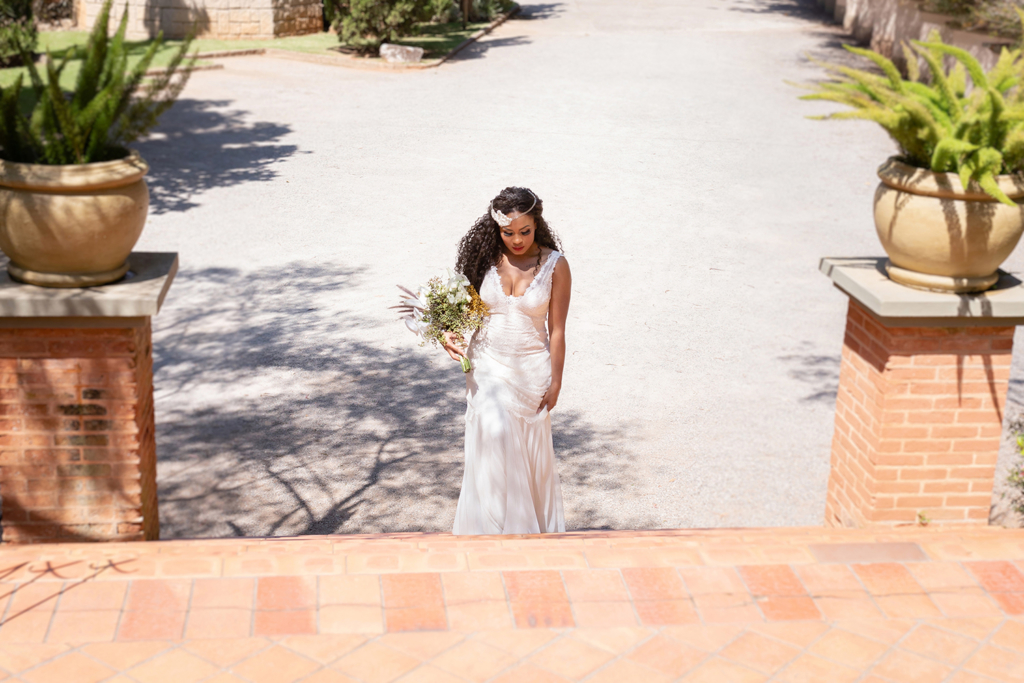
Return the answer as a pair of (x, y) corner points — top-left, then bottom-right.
(132, 0), (1024, 538)
(0, 527), (1022, 681)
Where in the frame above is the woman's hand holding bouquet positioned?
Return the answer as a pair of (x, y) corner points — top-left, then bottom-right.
(392, 269), (489, 373)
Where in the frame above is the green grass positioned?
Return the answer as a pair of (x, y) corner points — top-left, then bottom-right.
(185, 22), (491, 58)
(0, 20), (493, 89)
(395, 21), (490, 57)
(0, 31), (205, 89)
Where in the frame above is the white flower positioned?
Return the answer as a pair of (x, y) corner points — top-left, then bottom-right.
(446, 268), (469, 291)
(404, 317), (428, 337)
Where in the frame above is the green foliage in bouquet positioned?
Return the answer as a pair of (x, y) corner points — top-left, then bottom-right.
(330, 0), (427, 54)
(797, 11), (1024, 206)
(0, 0), (195, 165)
(0, 0), (37, 68)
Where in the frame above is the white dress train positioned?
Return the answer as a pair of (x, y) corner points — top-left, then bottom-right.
(452, 251), (566, 535)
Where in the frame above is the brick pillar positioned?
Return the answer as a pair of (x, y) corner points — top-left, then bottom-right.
(826, 299), (1012, 527)
(0, 320), (158, 543)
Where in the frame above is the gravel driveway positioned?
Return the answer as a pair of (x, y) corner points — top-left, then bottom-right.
(134, 0), (1024, 538)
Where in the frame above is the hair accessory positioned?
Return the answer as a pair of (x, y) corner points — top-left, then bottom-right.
(490, 189), (537, 227)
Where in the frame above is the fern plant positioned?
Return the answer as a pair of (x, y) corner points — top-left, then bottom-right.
(0, 0), (195, 165)
(799, 13), (1024, 206)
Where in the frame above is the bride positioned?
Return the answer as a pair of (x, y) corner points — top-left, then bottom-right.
(444, 187), (572, 535)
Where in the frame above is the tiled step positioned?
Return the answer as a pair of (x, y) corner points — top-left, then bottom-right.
(0, 526), (1022, 681)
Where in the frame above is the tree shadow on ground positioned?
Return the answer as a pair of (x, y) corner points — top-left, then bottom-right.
(731, 0), (877, 71)
(451, 36), (532, 61)
(135, 99), (297, 215)
(515, 2), (565, 20)
(729, 0), (832, 21)
(153, 262), (634, 538)
(778, 346), (841, 403)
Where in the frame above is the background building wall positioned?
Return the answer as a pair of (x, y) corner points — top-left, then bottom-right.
(76, 0), (322, 40)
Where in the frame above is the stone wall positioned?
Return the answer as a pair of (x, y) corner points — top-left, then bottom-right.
(76, 0), (322, 40)
(816, 0), (1013, 72)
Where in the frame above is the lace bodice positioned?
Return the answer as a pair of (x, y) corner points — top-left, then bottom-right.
(470, 251), (562, 358)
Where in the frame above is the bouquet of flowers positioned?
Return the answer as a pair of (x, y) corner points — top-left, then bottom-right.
(392, 269), (489, 373)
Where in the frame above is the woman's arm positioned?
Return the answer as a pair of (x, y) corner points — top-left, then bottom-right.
(538, 257), (572, 413)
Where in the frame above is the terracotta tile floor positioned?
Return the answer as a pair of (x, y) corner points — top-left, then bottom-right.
(0, 526), (1023, 682)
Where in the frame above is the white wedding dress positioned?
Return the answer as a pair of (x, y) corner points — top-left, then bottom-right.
(452, 251), (566, 535)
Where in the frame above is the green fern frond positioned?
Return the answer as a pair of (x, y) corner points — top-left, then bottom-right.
(799, 91), (877, 109)
(1002, 126), (1024, 170)
(987, 88), (1008, 149)
(931, 137), (980, 172)
(915, 41), (989, 91)
(902, 41), (920, 83)
(978, 170), (1015, 206)
(911, 45), (962, 122)
(815, 108), (904, 129)
(893, 95), (945, 144)
(990, 47), (1019, 92)
(949, 62), (967, 98)
(843, 44), (905, 93)
(73, 0), (111, 108)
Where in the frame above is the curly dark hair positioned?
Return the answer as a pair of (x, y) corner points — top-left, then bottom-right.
(456, 186), (563, 292)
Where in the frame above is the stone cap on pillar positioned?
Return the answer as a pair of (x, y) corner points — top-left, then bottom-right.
(820, 257), (1024, 327)
(0, 252), (178, 326)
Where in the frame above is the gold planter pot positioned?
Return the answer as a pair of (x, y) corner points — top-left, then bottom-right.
(874, 157), (1024, 293)
(0, 153), (149, 288)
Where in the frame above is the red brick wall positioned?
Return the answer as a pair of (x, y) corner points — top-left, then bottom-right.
(826, 300), (1012, 527)
(0, 320), (158, 543)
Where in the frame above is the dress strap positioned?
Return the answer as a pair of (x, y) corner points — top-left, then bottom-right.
(538, 251), (561, 284)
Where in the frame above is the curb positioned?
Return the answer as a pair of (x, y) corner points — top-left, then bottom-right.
(192, 4), (520, 73)
(145, 63), (224, 77)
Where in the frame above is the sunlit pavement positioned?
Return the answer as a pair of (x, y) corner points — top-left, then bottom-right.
(132, 0), (962, 537)
(0, 526), (1022, 681)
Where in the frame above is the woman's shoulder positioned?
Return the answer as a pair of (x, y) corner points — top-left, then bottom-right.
(540, 247), (564, 262)
(545, 249), (569, 279)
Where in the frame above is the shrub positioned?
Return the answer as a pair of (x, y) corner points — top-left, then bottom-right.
(333, 0), (428, 54)
(923, 0), (1024, 42)
(34, 0), (74, 25)
(798, 16), (1024, 207)
(323, 0), (343, 28)
(470, 0), (512, 22)
(0, 0), (37, 68)
(0, 0), (195, 164)
(427, 0), (458, 23)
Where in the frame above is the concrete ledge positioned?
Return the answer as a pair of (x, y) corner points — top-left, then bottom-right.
(820, 256), (1024, 326)
(0, 252), (178, 319)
